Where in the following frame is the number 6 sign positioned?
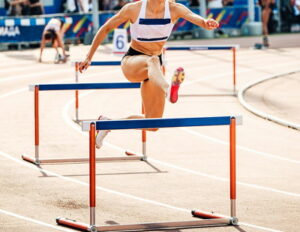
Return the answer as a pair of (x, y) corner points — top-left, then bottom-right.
(113, 29), (128, 54)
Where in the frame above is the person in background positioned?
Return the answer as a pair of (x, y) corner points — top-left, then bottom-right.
(5, 0), (30, 16)
(189, 0), (199, 7)
(39, 18), (68, 63)
(222, 0), (233, 6)
(259, 0), (275, 47)
(207, 0), (223, 8)
(28, 0), (44, 15)
(291, 0), (300, 23)
(113, 0), (127, 10)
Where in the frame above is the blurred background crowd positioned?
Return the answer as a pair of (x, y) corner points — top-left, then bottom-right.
(3, 0), (300, 33)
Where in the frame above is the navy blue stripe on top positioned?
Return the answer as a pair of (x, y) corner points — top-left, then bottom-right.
(139, 18), (171, 25)
(36, 83), (141, 91)
(94, 117), (232, 130)
(137, 36), (168, 42)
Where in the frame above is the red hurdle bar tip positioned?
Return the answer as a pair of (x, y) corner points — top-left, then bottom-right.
(191, 210), (223, 219)
(56, 217), (90, 231)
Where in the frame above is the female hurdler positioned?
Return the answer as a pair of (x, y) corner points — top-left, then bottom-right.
(79, 0), (219, 149)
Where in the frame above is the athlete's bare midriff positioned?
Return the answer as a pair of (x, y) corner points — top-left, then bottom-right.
(130, 39), (166, 56)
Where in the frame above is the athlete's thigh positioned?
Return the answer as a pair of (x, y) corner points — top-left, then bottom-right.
(141, 80), (165, 118)
(121, 55), (149, 82)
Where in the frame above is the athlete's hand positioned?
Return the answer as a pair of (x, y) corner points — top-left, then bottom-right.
(79, 57), (91, 73)
(204, 19), (219, 30)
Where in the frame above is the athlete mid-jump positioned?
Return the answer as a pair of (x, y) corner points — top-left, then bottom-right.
(79, 0), (219, 149)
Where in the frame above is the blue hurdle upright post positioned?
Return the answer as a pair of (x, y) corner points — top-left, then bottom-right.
(166, 45), (239, 95)
(74, 61), (122, 123)
(57, 116), (242, 231)
(21, 82), (148, 166)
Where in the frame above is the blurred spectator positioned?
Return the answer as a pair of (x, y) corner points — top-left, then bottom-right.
(207, 0), (223, 8)
(28, 0), (44, 15)
(258, 0), (275, 47)
(113, 0), (127, 10)
(222, 0), (233, 6)
(65, 0), (78, 13)
(291, 0), (300, 22)
(5, 0), (30, 16)
(280, 0), (294, 32)
(101, 0), (111, 10)
(189, 0), (199, 7)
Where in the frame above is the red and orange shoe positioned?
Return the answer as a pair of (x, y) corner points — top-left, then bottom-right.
(168, 67), (185, 103)
(95, 115), (111, 149)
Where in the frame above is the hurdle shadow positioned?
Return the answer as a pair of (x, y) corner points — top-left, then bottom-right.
(38, 160), (167, 178)
(40, 170), (168, 178)
(233, 225), (248, 232)
(105, 220), (182, 232)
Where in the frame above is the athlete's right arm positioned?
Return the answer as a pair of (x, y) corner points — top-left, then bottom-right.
(79, 4), (133, 73)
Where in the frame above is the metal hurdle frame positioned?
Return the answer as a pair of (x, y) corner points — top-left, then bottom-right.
(166, 45), (239, 95)
(57, 116), (241, 231)
(74, 45), (238, 122)
(21, 82), (149, 166)
(74, 61), (122, 123)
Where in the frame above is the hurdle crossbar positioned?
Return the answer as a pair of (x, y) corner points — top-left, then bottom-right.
(166, 44), (238, 95)
(22, 82), (146, 167)
(74, 61), (122, 123)
(57, 116), (241, 231)
(74, 45), (238, 121)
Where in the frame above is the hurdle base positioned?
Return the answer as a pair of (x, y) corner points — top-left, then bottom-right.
(192, 210), (238, 225)
(57, 217), (233, 232)
(21, 154), (144, 165)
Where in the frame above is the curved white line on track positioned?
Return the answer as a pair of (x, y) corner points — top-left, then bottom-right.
(0, 150), (284, 232)
(0, 208), (74, 232)
(238, 70), (300, 130)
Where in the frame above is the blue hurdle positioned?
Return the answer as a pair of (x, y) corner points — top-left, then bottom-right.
(73, 44), (238, 115)
(57, 116), (241, 231)
(22, 82), (146, 167)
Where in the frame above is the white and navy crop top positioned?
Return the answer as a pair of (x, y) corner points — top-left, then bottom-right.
(130, 0), (174, 42)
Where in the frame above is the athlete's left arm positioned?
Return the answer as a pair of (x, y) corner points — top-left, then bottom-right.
(172, 3), (219, 30)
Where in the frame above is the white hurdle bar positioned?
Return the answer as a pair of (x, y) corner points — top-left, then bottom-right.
(57, 116), (242, 232)
(73, 44), (239, 122)
(22, 82), (147, 166)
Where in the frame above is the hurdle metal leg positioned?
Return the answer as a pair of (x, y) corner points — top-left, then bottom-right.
(232, 47), (237, 93)
(75, 62), (79, 123)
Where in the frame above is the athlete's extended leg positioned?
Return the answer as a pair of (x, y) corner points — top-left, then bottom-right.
(122, 55), (169, 94)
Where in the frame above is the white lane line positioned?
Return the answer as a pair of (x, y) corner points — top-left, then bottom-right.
(181, 128), (300, 164)
(62, 95), (300, 198)
(239, 222), (282, 232)
(0, 208), (73, 232)
(147, 157), (300, 198)
(0, 150), (283, 232)
(0, 68), (70, 83)
(0, 87), (28, 100)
